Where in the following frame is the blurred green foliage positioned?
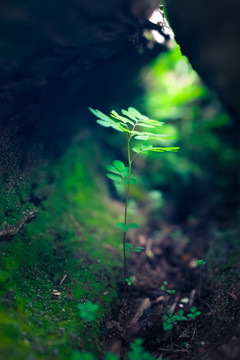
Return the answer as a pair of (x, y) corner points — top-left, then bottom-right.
(135, 44), (240, 221)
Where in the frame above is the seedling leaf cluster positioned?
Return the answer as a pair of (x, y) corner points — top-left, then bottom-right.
(89, 106), (179, 287)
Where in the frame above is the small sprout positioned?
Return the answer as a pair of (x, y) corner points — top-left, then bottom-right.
(89, 106), (179, 291)
(161, 281), (175, 294)
(187, 306), (201, 319)
(78, 302), (99, 321)
(125, 276), (134, 286)
(167, 289), (176, 294)
(163, 309), (189, 331)
(197, 259), (206, 266)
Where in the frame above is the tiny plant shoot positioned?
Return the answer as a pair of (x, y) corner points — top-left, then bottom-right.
(89, 107), (179, 286)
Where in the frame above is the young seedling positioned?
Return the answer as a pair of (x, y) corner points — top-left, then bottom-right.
(161, 280), (176, 295)
(125, 276), (134, 286)
(162, 310), (187, 332)
(187, 306), (201, 320)
(89, 107), (179, 287)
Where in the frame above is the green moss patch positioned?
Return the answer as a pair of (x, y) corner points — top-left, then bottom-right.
(0, 141), (123, 359)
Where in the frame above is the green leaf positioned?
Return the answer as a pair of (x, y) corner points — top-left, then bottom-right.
(122, 167), (129, 178)
(114, 222), (128, 232)
(122, 109), (138, 121)
(149, 147), (180, 152)
(127, 107), (142, 118)
(125, 243), (133, 250)
(128, 223), (139, 229)
(135, 247), (145, 250)
(142, 132), (167, 137)
(139, 118), (164, 126)
(137, 123), (155, 128)
(191, 307), (197, 313)
(134, 135), (149, 140)
(111, 111), (135, 125)
(133, 249), (141, 252)
(96, 120), (111, 127)
(106, 165), (122, 174)
(89, 108), (111, 121)
(106, 173), (122, 181)
(113, 160), (125, 171)
(132, 147), (141, 153)
(110, 123), (124, 132)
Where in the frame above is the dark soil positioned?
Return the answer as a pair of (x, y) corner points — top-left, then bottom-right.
(106, 221), (240, 359)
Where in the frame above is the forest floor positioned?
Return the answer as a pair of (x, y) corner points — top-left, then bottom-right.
(1, 141), (240, 360)
(105, 217), (240, 360)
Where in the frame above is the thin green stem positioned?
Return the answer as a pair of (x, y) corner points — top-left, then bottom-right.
(123, 136), (132, 283)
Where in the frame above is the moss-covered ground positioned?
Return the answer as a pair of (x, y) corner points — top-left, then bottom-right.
(0, 140), (125, 360)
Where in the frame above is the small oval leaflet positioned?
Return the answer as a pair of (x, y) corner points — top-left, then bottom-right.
(106, 173), (122, 182)
(128, 223), (139, 229)
(128, 107), (142, 118)
(113, 160), (125, 171)
(106, 165), (121, 174)
(134, 135), (149, 140)
(96, 120), (111, 127)
(125, 243), (133, 250)
(114, 222), (128, 232)
(89, 107), (111, 121)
